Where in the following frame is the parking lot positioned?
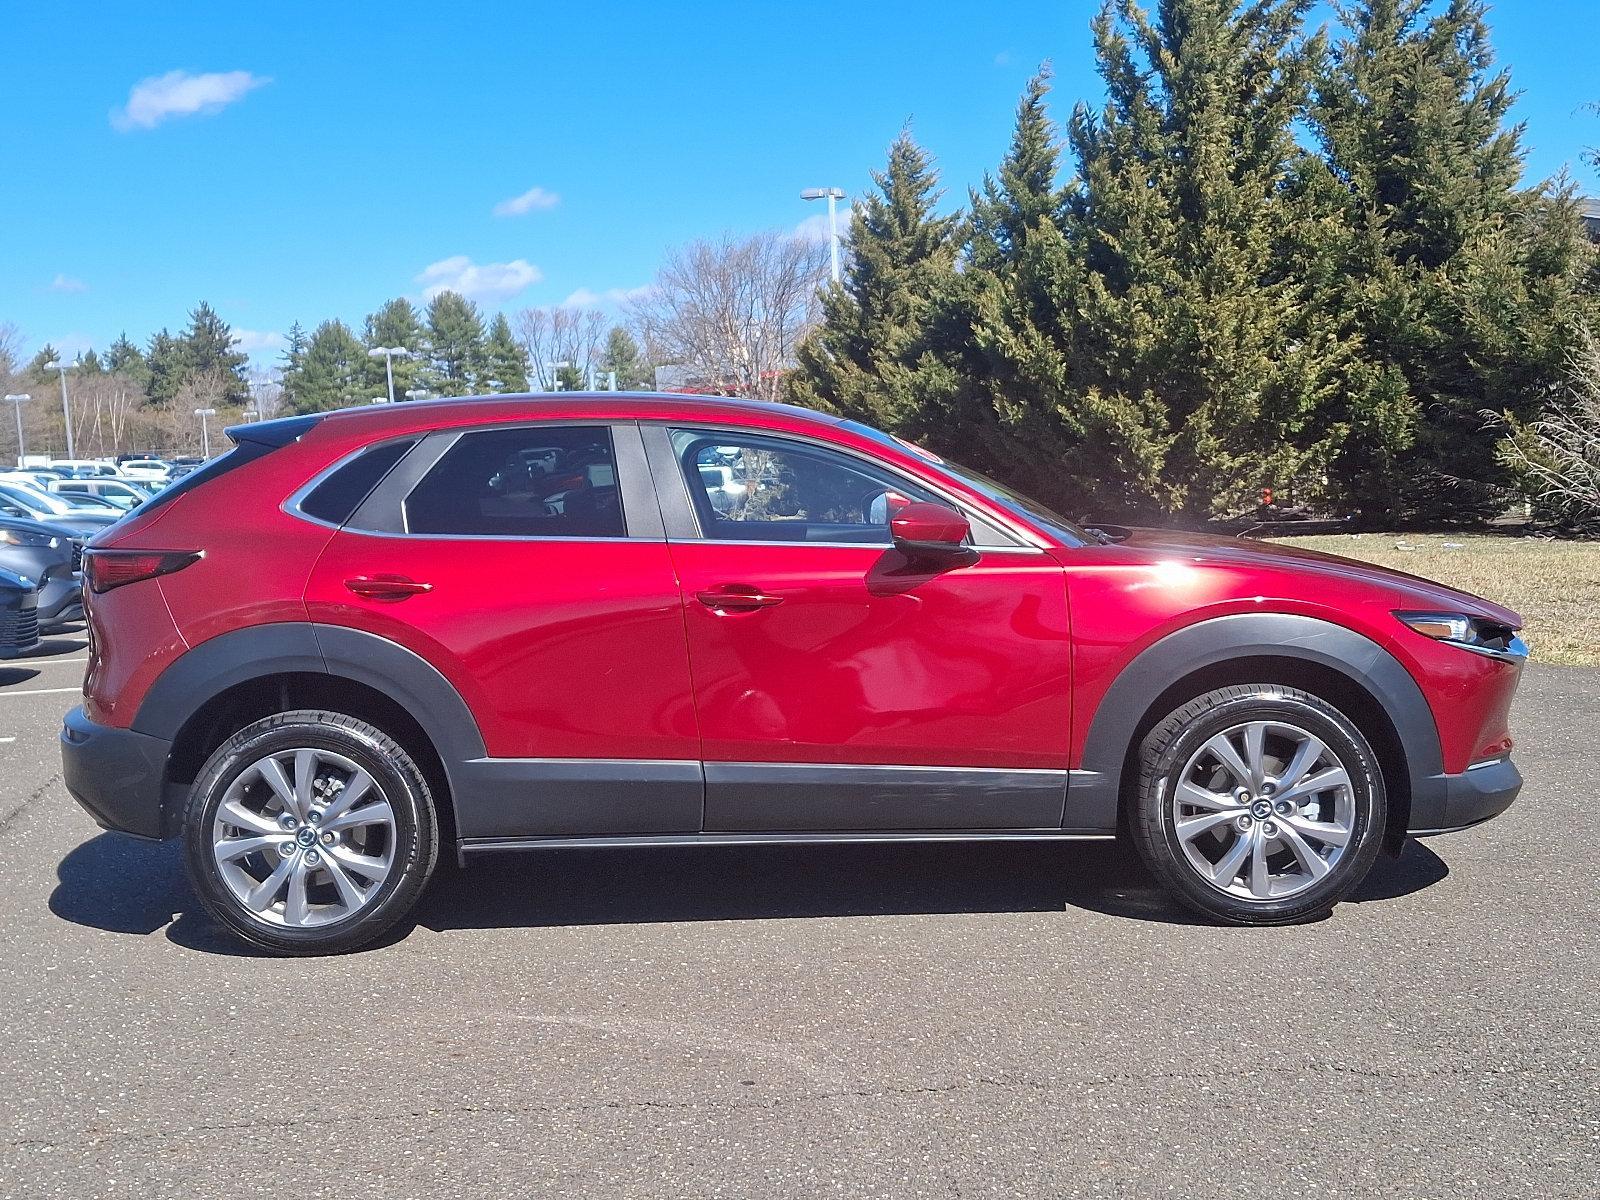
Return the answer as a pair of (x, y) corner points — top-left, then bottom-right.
(1, 637), (1596, 1198)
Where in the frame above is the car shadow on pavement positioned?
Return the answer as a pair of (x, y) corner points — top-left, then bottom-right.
(47, 830), (1450, 954)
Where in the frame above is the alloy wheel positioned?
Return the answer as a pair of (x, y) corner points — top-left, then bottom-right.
(210, 747), (396, 928)
(1169, 719), (1355, 901)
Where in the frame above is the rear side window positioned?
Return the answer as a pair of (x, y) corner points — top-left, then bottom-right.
(404, 425), (625, 538)
(300, 439), (417, 525)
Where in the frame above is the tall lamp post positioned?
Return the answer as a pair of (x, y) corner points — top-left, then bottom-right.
(4, 394), (29, 467)
(49, 360), (76, 459)
(403, 388), (429, 402)
(194, 408), (217, 457)
(367, 347), (411, 406)
(800, 186), (846, 284)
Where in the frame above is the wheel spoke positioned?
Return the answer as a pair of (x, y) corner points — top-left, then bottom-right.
(254, 757), (299, 818)
(1281, 813), (1351, 849)
(325, 797), (393, 834)
(244, 853), (295, 912)
(283, 859), (311, 926)
(1211, 827), (1254, 887)
(1176, 810), (1238, 842)
(1274, 733), (1325, 794)
(293, 750), (319, 818)
(317, 770), (373, 826)
(319, 853), (368, 911)
(1203, 733), (1254, 791)
(218, 799), (281, 836)
(1248, 827), (1271, 898)
(1277, 822), (1332, 881)
(328, 846), (389, 882)
(1241, 722), (1268, 792)
(1276, 766), (1349, 805)
(215, 834), (282, 863)
(1174, 780), (1242, 812)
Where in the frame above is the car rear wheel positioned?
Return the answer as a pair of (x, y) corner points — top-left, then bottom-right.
(1130, 685), (1386, 925)
(182, 710), (438, 955)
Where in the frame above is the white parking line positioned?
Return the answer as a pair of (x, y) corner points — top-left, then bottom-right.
(0, 736), (15, 743)
(0, 687), (81, 697)
(25, 658), (89, 667)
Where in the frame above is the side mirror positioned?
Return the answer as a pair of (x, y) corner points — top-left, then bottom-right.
(890, 501), (971, 558)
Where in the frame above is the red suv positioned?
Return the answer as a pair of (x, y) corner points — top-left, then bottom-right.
(61, 395), (1527, 953)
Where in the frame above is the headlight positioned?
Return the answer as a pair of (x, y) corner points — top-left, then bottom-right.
(1396, 611), (1528, 661)
(0, 529), (59, 549)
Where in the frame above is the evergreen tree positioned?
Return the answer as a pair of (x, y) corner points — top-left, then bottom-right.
(145, 329), (187, 404)
(178, 302), (249, 404)
(79, 348), (103, 375)
(1312, 0), (1597, 522)
(361, 299), (427, 399)
(482, 313), (529, 392)
(291, 320), (367, 413)
(105, 333), (149, 388)
(600, 326), (654, 389)
(279, 322), (308, 409)
(786, 129), (963, 435)
(425, 291), (486, 396)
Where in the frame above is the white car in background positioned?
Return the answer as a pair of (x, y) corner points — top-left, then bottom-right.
(117, 457), (173, 482)
(50, 477), (154, 511)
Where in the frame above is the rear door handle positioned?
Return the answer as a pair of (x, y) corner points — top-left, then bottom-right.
(345, 574), (433, 601)
(696, 585), (784, 612)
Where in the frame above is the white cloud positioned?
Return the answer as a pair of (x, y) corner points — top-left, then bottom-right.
(415, 255), (542, 303)
(232, 329), (286, 356)
(48, 274), (88, 294)
(794, 208), (855, 245)
(111, 70), (270, 131)
(492, 185), (561, 217)
(561, 284), (653, 309)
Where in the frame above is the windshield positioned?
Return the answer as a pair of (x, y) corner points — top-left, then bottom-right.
(840, 420), (1093, 545)
(0, 482), (79, 516)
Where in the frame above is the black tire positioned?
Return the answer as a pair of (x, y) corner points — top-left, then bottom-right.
(1129, 685), (1387, 925)
(182, 710), (439, 955)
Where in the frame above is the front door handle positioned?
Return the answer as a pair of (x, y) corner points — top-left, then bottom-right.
(696, 585), (784, 612)
(345, 574), (433, 601)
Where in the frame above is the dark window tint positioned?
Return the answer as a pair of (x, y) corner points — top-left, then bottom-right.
(405, 426), (625, 538)
(300, 439), (416, 525)
(671, 429), (938, 544)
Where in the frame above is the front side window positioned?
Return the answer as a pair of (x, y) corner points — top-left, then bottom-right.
(671, 429), (939, 544)
(404, 425), (625, 538)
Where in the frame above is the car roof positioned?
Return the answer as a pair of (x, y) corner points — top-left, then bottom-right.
(304, 392), (846, 439)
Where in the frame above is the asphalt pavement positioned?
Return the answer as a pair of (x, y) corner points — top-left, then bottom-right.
(1, 634), (1596, 1198)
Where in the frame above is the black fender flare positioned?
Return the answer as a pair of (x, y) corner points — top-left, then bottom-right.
(133, 621), (487, 790)
(1067, 613), (1443, 832)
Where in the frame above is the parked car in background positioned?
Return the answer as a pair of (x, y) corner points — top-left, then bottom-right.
(51, 478), (154, 511)
(0, 565), (41, 659)
(0, 514), (82, 631)
(62, 395), (1528, 955)
(117, 457), (173, 483)
(48, 459), (123, 479)
(0, 482), (121, 535)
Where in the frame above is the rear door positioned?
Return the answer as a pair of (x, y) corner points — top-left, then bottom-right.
(646, 424), (1074, 833)
(303, 420), (702, 838)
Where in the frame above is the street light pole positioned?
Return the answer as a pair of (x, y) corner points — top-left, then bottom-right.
(4, 394), (30, 467)
(403, 388), (429, 402)
(366, 347), (411, 405)
(52, 363), (75, 458)
(194, 408), (217, 457)
(800, 186), (846, 284)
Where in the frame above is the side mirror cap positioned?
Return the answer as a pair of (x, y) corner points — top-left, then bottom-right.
(890, 501), (972, 558)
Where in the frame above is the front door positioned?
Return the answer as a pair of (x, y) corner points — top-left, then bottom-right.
(651, 426), (1073, 832)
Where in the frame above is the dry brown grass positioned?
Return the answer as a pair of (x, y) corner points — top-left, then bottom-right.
(1268, 532), (1600, 666)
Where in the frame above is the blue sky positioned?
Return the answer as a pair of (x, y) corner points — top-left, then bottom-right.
(3, 0), (1596, 367)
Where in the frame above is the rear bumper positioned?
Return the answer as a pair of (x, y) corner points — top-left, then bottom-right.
(60, 705), (173, 839)
(1409, 757), (1521, 837)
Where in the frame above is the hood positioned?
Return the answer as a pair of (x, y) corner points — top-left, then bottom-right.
(0, 565), (33, 592)
(0, 514), (78, 545)
(1117, 527), (1522, 627)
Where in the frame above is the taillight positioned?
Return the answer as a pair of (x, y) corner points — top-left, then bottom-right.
(84, 549), (202, 594)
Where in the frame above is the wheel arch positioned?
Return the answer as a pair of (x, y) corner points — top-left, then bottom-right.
(1074, 613), (1441, 850)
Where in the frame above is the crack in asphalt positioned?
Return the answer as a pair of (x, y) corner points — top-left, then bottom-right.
(0, 770), (60, 836)
(8, 1059), (1583, 1152)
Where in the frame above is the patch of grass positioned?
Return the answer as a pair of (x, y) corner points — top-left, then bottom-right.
(1267, 532), (1600, 666)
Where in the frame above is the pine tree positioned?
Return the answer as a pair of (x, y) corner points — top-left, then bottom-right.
(78, 348), (103, 375)
(361, 299), (427, 399)
(600, 326), (654, 389)
(178, 302), (250, 404)
(145, 329), (187, 404)
(425, 291), (486, 396)
(1312, 0), (1597, 522)
(292, 321), (367, 413)
(786, 129), (963, 435)
(105, 333), (149, 388)
(482, 313), (529, 392)
(279, 322), (308, 409)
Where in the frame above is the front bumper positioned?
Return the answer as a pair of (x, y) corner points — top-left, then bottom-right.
(1409, 756), (1522, 837)
(60, 705), (173, 839)
(38, 573), (84, 630)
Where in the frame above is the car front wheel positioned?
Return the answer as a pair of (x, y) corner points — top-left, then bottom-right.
(182, 710), (438, 955)
(1130, 684), (1387, 924)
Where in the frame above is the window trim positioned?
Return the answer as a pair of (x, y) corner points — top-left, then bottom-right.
(642, 422), (1034, 552)
(283, 435), (422, 531)
(336, 420), (663, 542)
